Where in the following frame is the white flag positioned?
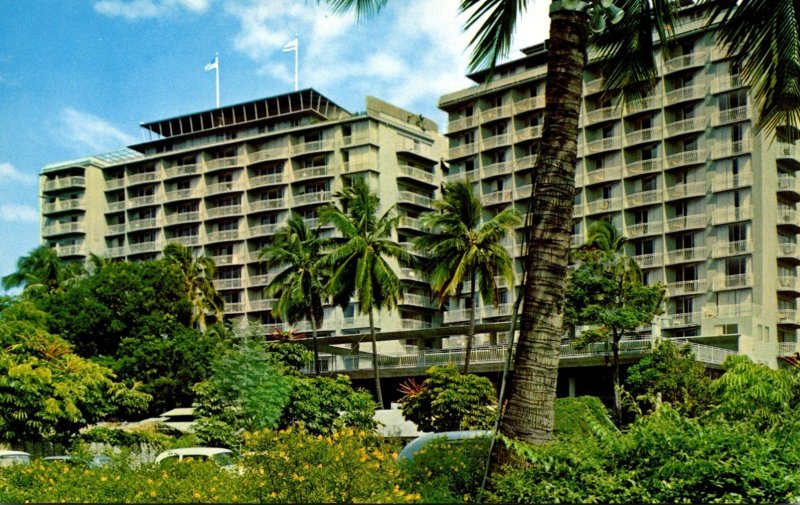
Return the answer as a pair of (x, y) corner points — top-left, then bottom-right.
(204, 56), (218, 72)
(282, 38), (298, 52)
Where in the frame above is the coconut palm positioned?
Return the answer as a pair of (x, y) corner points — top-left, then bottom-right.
(584, 219), (641, 282)
(319, 178), (412, 407)
(323, 0), (800, 462)
(259, 212), (327, 375)
(162, 242), (224, 331)
(2, 245), (82, 296)
(415, 180), (521, 374)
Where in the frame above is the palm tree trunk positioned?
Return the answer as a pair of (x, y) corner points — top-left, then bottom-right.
(464, 271), (477, 374)
(369, 307), (384, 407)
(490, 7), (587, 473)
(310, 312), (321, 376)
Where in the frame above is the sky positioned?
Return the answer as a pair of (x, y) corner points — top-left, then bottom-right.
(0, 0), (550, 289)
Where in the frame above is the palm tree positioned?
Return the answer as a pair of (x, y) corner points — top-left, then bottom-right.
(584, 219), (641, 282)
(323, 0), (800, 462)
(319, 178), (412, 407)
(415, 180), (521, 374)
(259, 212), (327, 375)
(162, 243), (224, 331)
(2, 245), (81, 295)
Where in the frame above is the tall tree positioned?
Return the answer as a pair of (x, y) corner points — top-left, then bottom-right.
(260, 212), (328, 375)
(2, 245), (82, 296)
(320, 178), (411, 407)
(322, 0), (800, 467)
(162, 242), (224, 330)
(584, 219), (641, 283)
(415, 180), (521, 373)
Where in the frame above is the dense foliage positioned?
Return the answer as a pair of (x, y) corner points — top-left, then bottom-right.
(400, 364), (497, 432)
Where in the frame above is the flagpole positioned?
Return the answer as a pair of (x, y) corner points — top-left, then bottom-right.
(215, 53), (220, 108)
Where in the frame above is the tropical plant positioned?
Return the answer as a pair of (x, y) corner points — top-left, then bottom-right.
(319, 178), (412, 406)
(162, 242), (224, 330)
(415, 180), (521, 373)
(1, 245), (82, 296)
(260, 212), (328, 375)
(565, 246), (664, 423)
(399, 364), (497, 432)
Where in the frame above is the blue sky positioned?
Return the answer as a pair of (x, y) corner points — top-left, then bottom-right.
(0, 0), (549, 288)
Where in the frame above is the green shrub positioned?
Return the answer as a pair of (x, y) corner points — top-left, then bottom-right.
(398, 436), (491, 503)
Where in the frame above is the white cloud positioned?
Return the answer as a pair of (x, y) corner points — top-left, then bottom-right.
(0, 162), (35, 186)
(0, 203), (38, 223)
(58, 107), (137, 154)
(94, 0), (211, 19)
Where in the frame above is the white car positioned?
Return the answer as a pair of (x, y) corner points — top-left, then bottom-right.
(0, 450), (31, 467)
(154, 447), (235, 468)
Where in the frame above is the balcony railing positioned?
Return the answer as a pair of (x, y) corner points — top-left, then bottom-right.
(482, 133), (512, 150)
(294, 165), (332, 181)
(777, 209), (800, 227)
(625, 127), (661, 146)
(481, 104), (512, 122)
(713, 74), (744, 93)
(666, 214), (707, 232)
(667, 279), (708, 296)
(586, 197), (622, 213)
(206, 181), (241, 196)
(666, 246), (708, 264)
(290, 139), (336, 155)
(712, 240), (753, 258)
(127, 195), (157, 208)
(127, 172), (157, 185)
(585, 105), (620, 124)
(482, 161), (514, 178)
(778, 242), (800, 260)
(712, 206), (752, 224)
(205, 156), (242, 171)
(515, 125), (543, 142)
(585, 166), (622, 184)
(633, 253), (663, 269)
(43, 199), (84, 214)
(713, 273), (753, 290)
(586, 136), (622, 153)
(661, 312), (702, 328)
(665, 117), (707, 137)
(625, 159), (662, 177)
(206, 204), (242, 218)
(778, 275), (800, 292)
(164, 188), (196, 201)
(584, 77), (604, 94)
(711, 140), (751, 159)
(206, 230), (241, 243)
(663, 51), (707, 73)
(249, 146), (290, 163)
(397, 191), (433, 208)
(778, 174), (800, 195)
(625, 95), (661, 114)
(714, 105), (751, 126)
(449, 143), (476, 159)
(665, 84), (707, 105)
(448, 115), (478, 132)
(398, 165), (436, 184)
(163, 164), (199, 179)
(292, 192), (332, 206)
(128, 218), (157, 231)
(778, 309), (800, 325)
(515, 95), (546, 112)
(626, 221), (663, 237)
(665, 181), (706, 200)
(666, 149), (707, 169)
(165, 211), (199, 224)
(249, 173), (286, 186)
(482, 189), (513, 206)
(625, 189), (662, 208)
(44, 176), (86, 191)
(43, 222), (84, 236)
(712, 171), (753, 192)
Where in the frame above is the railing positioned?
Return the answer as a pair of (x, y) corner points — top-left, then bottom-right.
(586, 197), (622, 213)
(448, 115), (478, 132)
(665, 84), (707, 105)
(777, 208), (800, 227)
(712, 171), (753, 192)
(778, 309), (800, 325)
(663, 51), (707, 73)
(633, 253), (662, 269)
(515, 125), (543, 142)
(163, 164), (199, 178)
(515, 95), (545, 112)
(290, 139), (335, 155)
(249, 173), (286, 186)
(714, 105), (751, 126)
(164, 189), (196, 201)
(165, 211), (199, 224)
(482, 189), (513, 206)
(250, 198), (286, 212)
(585, 105), (620, 124)
(586, 136), (622, 153)
(585, 166), (622, 184)
(294, 165), (332, 180)
(397, 191), (433, 207)
(778, 243), (800, 259)
(712, 206), (752, 224)
(713, 74), (744, 93)
(249, 147), (290, 163)
(128, 218), (157, 231)
(666, 246), (708, 264)
(713, 273), (753, 290)
(127, 195), (157, 208)
(666, 214), (707, 232)
(665, 117), (706, 137)
(711, 140), (751, 159)
(482, 133), (512, 150)
(481, 104), (512, 122)
(712, 240), (753, 257)
(292, 191), (332, 206)
(206, 230), (241, 242)
(666, 149), (707, 168)
(214, 278), (243, 290)
(584, 77), (604, 94)
(778, 276), (800, 292)
(625, 95), (661, 114)
(625, 127), (661, 145)
(626, 221), (663, 237)
(205, 204), (242, 218)
(205, 156), (242, 171)
(449, 143), (476, 159)
(43, 222), (84, 236)
(667, 279), (709, 296)
(625, 189), (662, 207)
(482, 161), (514, 178)
(779, 342), (800, 356)
(778, 174), (800, 194)
(398, 165), (436, 184)
(127, 172), (158, 185)
(666, 181), (706, 200)
(43, 199), (84, 214)
(206, 181), (241, 195)
(44, 176), (86, 191)
(661, 312), (702, 328)
(625, 159), (662, 177)
(250, 223), (280, 237)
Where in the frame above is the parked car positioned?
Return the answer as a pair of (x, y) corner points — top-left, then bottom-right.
(155, 447), (235, 468)
(0, 450), (31, 467)
(397, 430), (492, 462)
(43, 455), (111, 468)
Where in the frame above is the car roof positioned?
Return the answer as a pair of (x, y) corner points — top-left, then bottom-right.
(398, 430), (492, 461)
(0, 451), (31, 457)
(155, 447), (232, 462)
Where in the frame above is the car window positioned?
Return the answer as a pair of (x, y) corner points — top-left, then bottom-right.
(0, 455), (30, 467)
(211, 453), (235, 466)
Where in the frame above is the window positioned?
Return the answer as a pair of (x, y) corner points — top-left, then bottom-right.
(728, 223), (747, 242)
(726, 256), (747, 276)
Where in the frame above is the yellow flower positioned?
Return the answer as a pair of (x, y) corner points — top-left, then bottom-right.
(146, 478), (154, 485)
(269, 492), (277, 498)
(193, 491), (202, 499)
(150, 490), (157, 498)
(99, 475), (108, 482)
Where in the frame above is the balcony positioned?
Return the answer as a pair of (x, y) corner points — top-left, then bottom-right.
(449, 142), (477, 159)
(212, 254), (244, 267)
(779, 341), (800, 356)
(398, 165), (436, 185)
(663, 51), (707, 73)
(625, 95), (661, 114)
(713, 74), (744, 94)
(249, 146), (290, 164)
(666, 213), (707, 232)
(633, 253), (663, 269)
(515, 154), (538, 171)
(585, 165), (622, 185)
(445, 169), (481, 183)
(163, 164), (199, 178)
(712, 206), (752, 225)
(106, 223), (126, 235)
(293, 165), (332, 181)
(586, 197), (622, 213)
(128, 218), (157, 231)
(398, 215), (426, 231)
(482, 189), (513, 206)
(127, 172), (158, 185)
(397, 191), (433, 208)
(515, 95), (545, 112)
(165, 211), (199, 225)
(206, 204), (242, 218)
(777, 209), (800, 228)
(583, 77), (604, 94)
(661, 312), (702, 328)
(626, 221), (663, 238)
(778, 174), (800, 197)
(399, 267), (426, 283)
(205, 156), (243, 171)
(105, 178), (125, 190)
(778, 275), (800, 294)
(164, 188), (197, 202)
(44, 176), (86, 191)
(666, 149), (707, 169)
(127, 195), (157, 209)
(448, 115), (478, 132)
(665, 181), (706, 200)
(713, 273), (753, 291)
(249, 298), (276, 311)
(778, 309), (800, 325)
(712, 171), (753, 192)
(515, 125), (543, 142)
(214, 278), (243, 290)
(625, 127), (661, 146)
(665, 117), (707, 137)
(128, 241), (161, 255)
(400, 319), (433, 331)
(515, 184), (533, 200)
(168, 235), (200, 247)
(53, 244), (86, 257)
(711, 140), (751, 160)
(667, 279), (708, 296)
(249, 172), (286, 187)
(250, 223), (281, 237)
(585, 105), (620, 124)
(586, 136), (622, 154)
(625, 189), (662, 208)
(206, 181), (242, 196)
(712, 240), (753, 258)
(778, 242), (800, 262)
(481, 104), (512, 122)
(341, 132), (379, 147)
(714, 105), (751, 126)
(290, 139), (335, 155)
(482, 160), (514, 179)
(399, 293), (438, 309)
(43, 199), (84, 214)
(42, 222), (84, 237)
(625, 159), (662, 177)
(206, 230), (242, 243)
(482, 133), (512, 150)
(712, 304), (754, 318)
(666, 246), (708, 264)
(293, 191), (332, 207)
(665, 84), (707, 106)
(777, 142), (800, 163)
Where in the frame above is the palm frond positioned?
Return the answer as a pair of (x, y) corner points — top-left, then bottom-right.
(321, 0), (388, 20)
(460, 0), (527, 72)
